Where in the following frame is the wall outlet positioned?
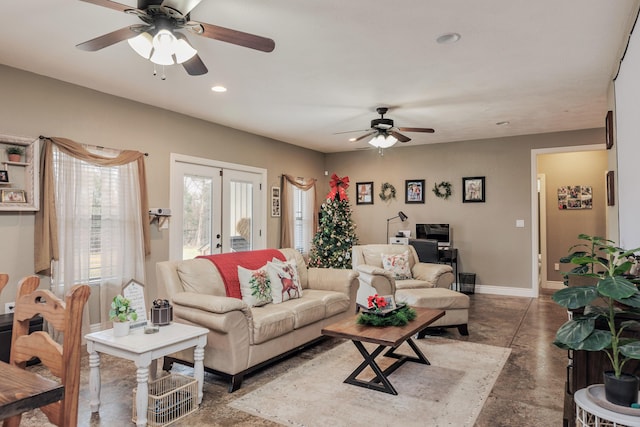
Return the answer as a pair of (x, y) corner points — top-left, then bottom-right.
(554, 263), (560, 271)
(5, 302), (15, 314)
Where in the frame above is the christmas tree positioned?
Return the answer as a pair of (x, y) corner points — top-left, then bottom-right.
(308, 174), (359, 269)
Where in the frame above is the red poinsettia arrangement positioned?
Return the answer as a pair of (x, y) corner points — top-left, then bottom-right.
(367, 294), (388, 311)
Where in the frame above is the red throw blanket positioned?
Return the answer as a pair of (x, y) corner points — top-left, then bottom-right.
(197, 249), (286, 299)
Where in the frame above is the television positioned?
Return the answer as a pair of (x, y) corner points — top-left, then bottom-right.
(416, 224), (451, 247)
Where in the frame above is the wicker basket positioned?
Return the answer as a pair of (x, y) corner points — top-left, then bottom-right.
(133, 373), (198, 426)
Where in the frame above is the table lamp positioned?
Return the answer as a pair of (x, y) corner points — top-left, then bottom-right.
(386, 211), (408, 241)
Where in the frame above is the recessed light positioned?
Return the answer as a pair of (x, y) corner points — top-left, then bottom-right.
(348, 137), (357, 142)
(436, 33), (461, 44)
(211, 86), (227, 93)
(496, 121), (510, 126)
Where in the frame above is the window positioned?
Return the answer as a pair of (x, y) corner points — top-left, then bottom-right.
(280, 175), (316, 256)
(50, 145), (146, 328)
(293, 187), (313, 254)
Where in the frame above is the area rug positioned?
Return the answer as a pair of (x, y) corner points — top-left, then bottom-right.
(229, 337), (511, 427)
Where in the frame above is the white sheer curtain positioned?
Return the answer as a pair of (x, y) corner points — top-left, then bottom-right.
(281, 175), (316, 256)
(51, 145), (146, 331)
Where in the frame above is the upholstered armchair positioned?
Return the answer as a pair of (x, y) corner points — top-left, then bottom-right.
(351, 244), (454, 308)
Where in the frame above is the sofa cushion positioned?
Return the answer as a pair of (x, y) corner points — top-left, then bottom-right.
(394, 278), (435, 290)
(303, 289), (350, 317)
(282, 297), (326, 328)
(267, 260), (303, 304)
(238, 264), (272, 307)
(381, 251), (412, 279)
(177, 259), (224, 296)
(250, 304), (296, 344)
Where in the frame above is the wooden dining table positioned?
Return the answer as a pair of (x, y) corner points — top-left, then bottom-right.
(0, 360), (64, 420)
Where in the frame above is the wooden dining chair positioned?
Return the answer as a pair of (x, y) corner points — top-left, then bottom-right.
(3, 276), (90, 427)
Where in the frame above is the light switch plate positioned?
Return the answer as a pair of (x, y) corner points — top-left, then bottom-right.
(516, 219), (525, 228)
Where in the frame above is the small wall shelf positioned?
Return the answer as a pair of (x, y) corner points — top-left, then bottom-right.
(0, 135), (40, 212)
(149, 214), (171, 229)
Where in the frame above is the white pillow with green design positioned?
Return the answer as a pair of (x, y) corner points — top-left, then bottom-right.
(238, 264), (272, 307)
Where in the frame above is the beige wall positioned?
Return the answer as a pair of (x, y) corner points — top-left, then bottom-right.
(538, 151), (608, 282)
(0, 64), (609, 309)
(0, 65), (324, 307)
(325, 128), (605, 292)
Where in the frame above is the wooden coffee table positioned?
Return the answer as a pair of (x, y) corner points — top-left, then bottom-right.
(321, 307), (444, 395)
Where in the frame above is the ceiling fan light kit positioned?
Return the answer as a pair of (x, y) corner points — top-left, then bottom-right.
(77, 0), (276, 77)
(349, 107), (435, 152)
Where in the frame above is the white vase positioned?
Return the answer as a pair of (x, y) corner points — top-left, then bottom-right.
(113, 321), (130, 337)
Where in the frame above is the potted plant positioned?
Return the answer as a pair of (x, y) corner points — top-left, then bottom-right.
(5, 146), (24, 162)
(553, 234), (640, 406)
(109, 294), (138, 337)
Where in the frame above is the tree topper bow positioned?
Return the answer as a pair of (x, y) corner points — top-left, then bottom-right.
(326, 173), (350, 201)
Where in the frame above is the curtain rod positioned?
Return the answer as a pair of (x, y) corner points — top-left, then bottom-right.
(39, 136), (149, 156)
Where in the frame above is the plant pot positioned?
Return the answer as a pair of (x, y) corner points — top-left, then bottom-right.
(7, 154), (21, 162)
(112, 321), (130, 337)
(603, 371), (639, 406)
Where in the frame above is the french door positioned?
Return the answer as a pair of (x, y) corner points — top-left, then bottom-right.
(169, 154), (266, 260)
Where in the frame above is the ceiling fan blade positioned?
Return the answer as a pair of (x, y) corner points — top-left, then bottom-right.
(182, 53), (208, 75)
(80, 0), (139, 13)
(390, 131), (411, 143)
(191, 22), (275, 52)
(333, 129), (369, 135)
(76, 26), (139, 51)
(353, 131), (376, 142)
(397, 127), (435, 133)
(161, 0), (203, 15)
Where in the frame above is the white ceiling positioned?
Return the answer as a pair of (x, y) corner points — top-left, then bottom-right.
(2, 0), (638, 153)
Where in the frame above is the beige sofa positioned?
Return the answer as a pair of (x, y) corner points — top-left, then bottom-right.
(352, 244), (469, 335)
(156, 248), (359, 392)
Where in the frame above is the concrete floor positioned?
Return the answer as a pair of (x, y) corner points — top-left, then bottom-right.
(15, 290), (568, 426)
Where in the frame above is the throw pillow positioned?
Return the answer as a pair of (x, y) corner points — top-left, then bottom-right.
(238, 265), (272, 307)
(267, 260), (303, 304)
(381, 251), (412, 279)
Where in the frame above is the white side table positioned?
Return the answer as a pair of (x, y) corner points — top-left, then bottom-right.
(575, 388), (640, 427)
(85, 322), (208, 427)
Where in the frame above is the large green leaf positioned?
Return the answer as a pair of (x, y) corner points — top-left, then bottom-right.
(552, 286), (598, 309)
(575, 329), (612, 351)
(598, 276), (637, 300)
(620, 341), (640, 360)
(555, 317), (596, 346)
(617, 293), (640, 308)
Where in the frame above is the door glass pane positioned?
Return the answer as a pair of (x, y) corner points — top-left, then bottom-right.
(182, 175), (213, 259)
(229, 180), (253, 252)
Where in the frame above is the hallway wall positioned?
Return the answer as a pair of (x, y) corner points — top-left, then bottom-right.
(538, 150), (608, 283)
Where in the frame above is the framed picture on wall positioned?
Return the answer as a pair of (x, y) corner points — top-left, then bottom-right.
(405, 179), (425, 204)
(356, 182), (374, 205)
(0, 189), (26, 203)
(462, 177), (485, 203)
(0, 170), (8, 183)
(606, 110), (614, 150)
(607, 171), (615, 206)
(271, 187), (280, 217)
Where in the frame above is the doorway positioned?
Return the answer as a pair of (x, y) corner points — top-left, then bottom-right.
(531, 144), (605, 295)
(169, 153), (267, 260)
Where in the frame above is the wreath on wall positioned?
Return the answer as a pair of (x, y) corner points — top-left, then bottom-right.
(432, 181), (452, 200)
(379, 182), (397, 202)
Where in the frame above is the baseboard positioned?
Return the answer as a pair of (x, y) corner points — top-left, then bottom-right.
(471, 284), (537, 298)
(542, 281), (564, 290)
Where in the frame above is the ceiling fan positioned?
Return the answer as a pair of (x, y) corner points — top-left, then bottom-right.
(76, 0), (275, 76)
(348, 107), (435, 148)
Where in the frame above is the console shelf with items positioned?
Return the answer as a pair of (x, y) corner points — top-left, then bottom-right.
(0, 135), (39, 211)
